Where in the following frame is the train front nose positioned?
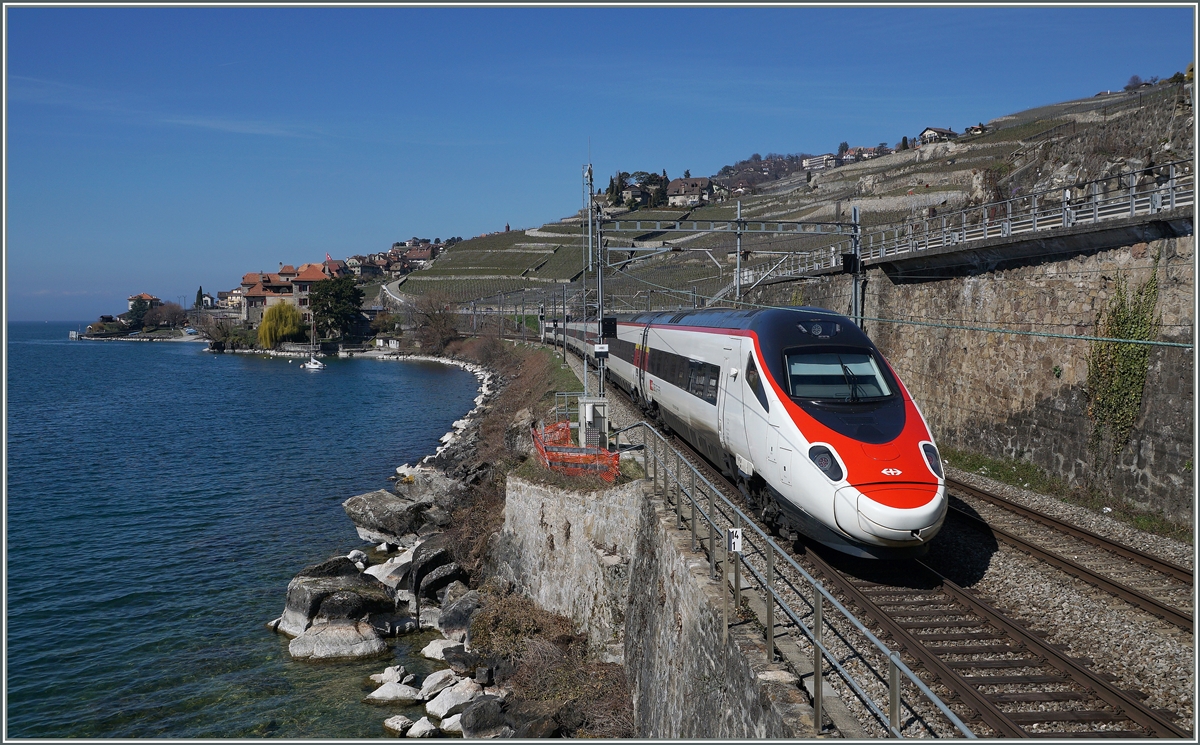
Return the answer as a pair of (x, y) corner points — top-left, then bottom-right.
(833, 483), (946, 544)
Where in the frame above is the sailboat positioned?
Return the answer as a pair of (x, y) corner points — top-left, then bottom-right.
(301, 311), (325, 370)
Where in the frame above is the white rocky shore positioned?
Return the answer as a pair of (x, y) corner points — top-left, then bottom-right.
(265, 349), (540, 736)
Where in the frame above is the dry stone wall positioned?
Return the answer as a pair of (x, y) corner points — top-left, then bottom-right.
(750, 234), (1193, 521)
(490, 475), (813, 737)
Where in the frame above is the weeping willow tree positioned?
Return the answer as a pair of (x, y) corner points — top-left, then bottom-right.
(257, 303), (304, 349)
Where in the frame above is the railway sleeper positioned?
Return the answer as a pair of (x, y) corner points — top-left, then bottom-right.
(986, 691), (1088, 703)
(1005, 710), (1127, 723)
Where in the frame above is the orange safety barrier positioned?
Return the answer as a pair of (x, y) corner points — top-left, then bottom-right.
(531, 422), (620, 482)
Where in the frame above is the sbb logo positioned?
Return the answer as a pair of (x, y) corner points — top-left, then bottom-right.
(881, 468), (903, 476)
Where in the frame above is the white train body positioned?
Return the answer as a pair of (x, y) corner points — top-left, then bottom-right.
(556, 307), (947, 558)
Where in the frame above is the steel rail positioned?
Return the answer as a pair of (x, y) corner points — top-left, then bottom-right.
(947, 478), (1194, 584)
(659, 431), (978, 738)
(799, 549), (1029, 737)
(948, 504), (1192, 632)
(926, 565), (1190, 739)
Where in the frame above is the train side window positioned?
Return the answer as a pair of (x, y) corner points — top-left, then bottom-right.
(746, 355), (769, 412)
(705, 364), (719, 403)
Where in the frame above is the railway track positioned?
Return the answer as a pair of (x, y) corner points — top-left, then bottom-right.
(945, 479), (1193, 633)
(663, 432), (1190, 738)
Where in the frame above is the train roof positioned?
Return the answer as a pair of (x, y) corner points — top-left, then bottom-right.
(613, 306), (877, 348)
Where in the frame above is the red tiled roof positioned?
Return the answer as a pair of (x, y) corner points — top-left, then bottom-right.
(295, 264), (327, 281)
(279, 265), (297, 274)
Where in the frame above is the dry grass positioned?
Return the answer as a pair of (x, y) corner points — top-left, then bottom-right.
(470, 589), (634, 738)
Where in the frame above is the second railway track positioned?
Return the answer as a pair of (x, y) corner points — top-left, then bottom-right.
(945, 479), (1193, 633)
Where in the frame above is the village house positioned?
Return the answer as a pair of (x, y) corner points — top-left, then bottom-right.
(802, 154), (837, 171)
(239, 262), (333, 326)
(127, 292), (163, 310)
(323, 258), (348, 278)
(621, 184), (649, 206)
(965, 124), (988, 136)
(404, 244), (439, 262)
(666, 177), (713, 207)
(217, 288), (244, 310)
(919, 127), (958, 144)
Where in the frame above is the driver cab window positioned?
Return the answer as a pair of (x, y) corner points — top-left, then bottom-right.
(745, 354), (769, 412)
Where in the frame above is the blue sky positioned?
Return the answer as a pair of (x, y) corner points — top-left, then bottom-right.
(5, 5), (1195, 321)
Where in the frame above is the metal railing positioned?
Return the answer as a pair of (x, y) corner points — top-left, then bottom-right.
(735, 161), (1193, 287)
(629, 422), (975, 738)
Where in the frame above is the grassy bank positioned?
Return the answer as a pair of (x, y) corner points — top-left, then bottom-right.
(943, 447), (1192, 544)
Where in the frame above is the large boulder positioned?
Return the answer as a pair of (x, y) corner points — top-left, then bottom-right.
(420, 638), (464, 661)
(288, 620), (389, 660)
(405, 717), (437, 738)
(342, 489), (433, 546)
(370, 665), (407, 685)
(417, 668), (460, 700)
(425, 679), (484, 720)
(505, 700), (564, 737)
(418, 563), (467, 601)
(364, 682), (424, 705)
(505, 407), (536, 456)
(437, 589), (481, 643)
(408, 534), (452, 596)
(460, 697), (510, 739)
(364, 549), (414, 589)
(277, 557), (394, 637)
(438, 713), (463, 735)
(382, 715), (414, 736)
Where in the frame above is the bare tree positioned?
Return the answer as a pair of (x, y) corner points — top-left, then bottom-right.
(408, 292), (459, 353)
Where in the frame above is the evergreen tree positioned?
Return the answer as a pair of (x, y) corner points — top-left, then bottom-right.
(900, 136), (909, 150)
(195, 286), (204, 309)
(128, 298), (149, 329)
(308, 276), (365, 339)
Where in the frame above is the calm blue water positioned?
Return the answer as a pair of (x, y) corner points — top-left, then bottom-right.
(5, 322), (480, 738)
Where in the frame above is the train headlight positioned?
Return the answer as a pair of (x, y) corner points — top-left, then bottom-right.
(808, 445), (844, 481)
(922, 443), (944, 478)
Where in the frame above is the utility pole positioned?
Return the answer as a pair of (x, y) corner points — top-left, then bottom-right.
(852, 206), (863, 327)
(735, 200), (743, 303)
(586, 165), (594, 272)
(592, 167), (606, 398)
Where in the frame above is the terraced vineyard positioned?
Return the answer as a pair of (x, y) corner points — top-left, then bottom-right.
(390, 83), (1190, 310)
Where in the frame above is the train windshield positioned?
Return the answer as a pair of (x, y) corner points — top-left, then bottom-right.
(784, 350), (893, 401)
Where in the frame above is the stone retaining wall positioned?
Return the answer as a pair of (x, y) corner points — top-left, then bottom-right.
(489, 475), (812, 737)
(749, 234), (1194, 520)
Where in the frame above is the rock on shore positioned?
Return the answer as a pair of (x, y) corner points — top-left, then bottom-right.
(275, 557), (394, 638)
(342, 468), (464, 546)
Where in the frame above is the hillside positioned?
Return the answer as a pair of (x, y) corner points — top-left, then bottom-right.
(390, 81), (1193, 312)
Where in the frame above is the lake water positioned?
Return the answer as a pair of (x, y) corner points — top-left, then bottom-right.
(5, 322), (481, 737)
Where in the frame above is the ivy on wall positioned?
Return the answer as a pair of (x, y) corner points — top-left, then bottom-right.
(1085, 252), (1161, 470)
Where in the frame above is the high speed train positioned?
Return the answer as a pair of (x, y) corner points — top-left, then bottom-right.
(553, 307), (947, 558)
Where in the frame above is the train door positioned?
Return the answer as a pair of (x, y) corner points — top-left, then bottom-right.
(742, 351), (771, 471)
(719, 338), (749, 457)
(636, 323), (651, 401)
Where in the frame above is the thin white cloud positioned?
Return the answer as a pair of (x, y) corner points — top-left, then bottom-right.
(9, 75), (317, 138)
(158, 116), (315, 138)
